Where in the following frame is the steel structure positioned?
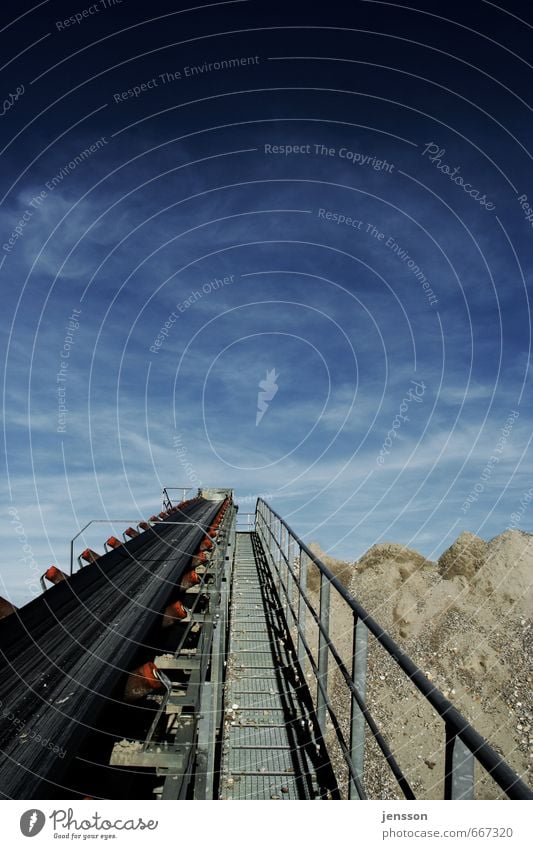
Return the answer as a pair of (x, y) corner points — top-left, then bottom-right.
(109, 493), (235, 799)
(0, 495), (225, 798)
(219, 531), (338, 799)
(0, 491), (531, 801)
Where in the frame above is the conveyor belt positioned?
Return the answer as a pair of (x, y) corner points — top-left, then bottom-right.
(219, 532), (336, 800)
(0, 497), (222, 799)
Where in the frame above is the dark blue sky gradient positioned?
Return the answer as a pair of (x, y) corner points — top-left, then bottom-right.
(1, 0), (532, 603)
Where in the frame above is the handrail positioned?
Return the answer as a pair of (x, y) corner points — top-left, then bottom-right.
(235, 512), (255, 531)
(162, 487), (193, 509)
(256, 498), (533, 801)
(257, 512), (413, 799)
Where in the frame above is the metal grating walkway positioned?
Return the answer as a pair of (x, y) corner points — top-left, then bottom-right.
(219, 532), (331, 800)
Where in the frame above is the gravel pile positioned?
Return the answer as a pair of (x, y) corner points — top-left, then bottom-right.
(307, 530), (532, 799)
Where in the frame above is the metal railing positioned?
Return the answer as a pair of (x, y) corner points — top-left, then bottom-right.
(162, 487), (194, 510)
(255, 498), (533, 801)
(236, 511), (256, 532)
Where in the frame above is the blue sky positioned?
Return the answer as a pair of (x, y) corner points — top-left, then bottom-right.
(1, 0), (532, 604)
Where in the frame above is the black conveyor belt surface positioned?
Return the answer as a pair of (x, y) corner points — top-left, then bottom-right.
(0, 497), (222, 798)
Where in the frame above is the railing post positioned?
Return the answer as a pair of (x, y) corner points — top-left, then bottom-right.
(277, 520), (284, 601)
(317, 571), (331, 735)
(349, 613), (368, 799)
(444, 725), (475, 799)
(286, 533), (294, 626)
(297, 548), (308, 672)
(267, 508), (279, 592)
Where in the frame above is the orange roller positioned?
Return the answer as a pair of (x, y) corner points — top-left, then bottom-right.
(105, 536), (122, 550)
(158, 511), (168, 519)
(0, 596), (17, 620)
(199, 537), (214, 551)
(149, 515), (160, 522)
(192, 551), (209, 568)
(162, 600), (188, 628)
(180, 569), (200, 590)
(124, 527), (139, 539)
(124, 661), (164, 702)
(80, 548), (100, 564)
(138, 521), (150, 531)
(45, 565), (67, 584)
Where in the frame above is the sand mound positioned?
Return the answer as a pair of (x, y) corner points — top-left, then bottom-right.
(308, 542), (351, 574)
(307, 542), (353, 591)
(348, 544), (436, 639)
(357, 542), (429, 575)
(477, 530), (533, 616)
(310, 529), (532, 799)
(435, 529), (532, 616)
(438, 530), (488, 580)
